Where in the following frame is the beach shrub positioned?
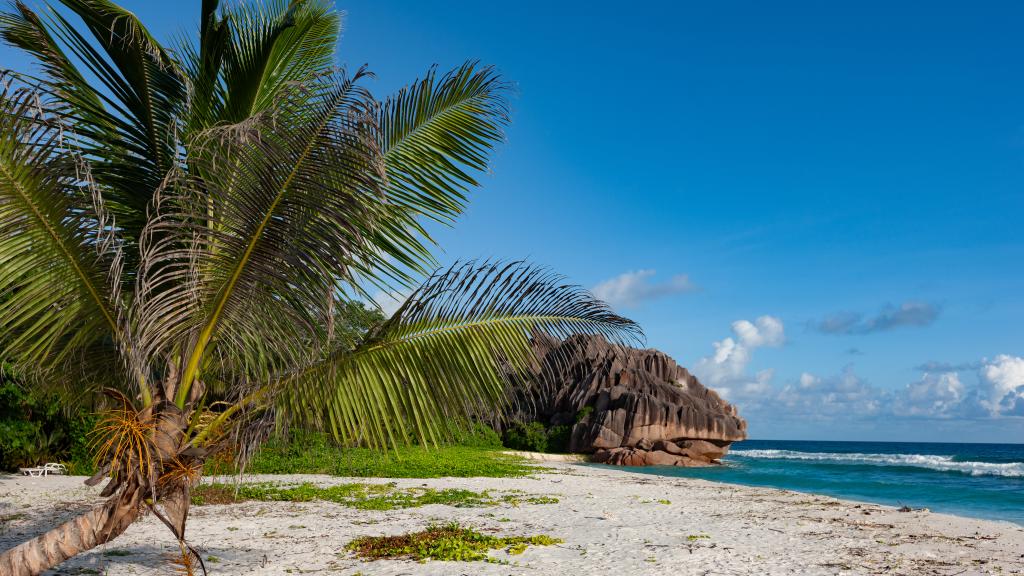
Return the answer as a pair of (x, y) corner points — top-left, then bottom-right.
(452, 421), (503, 449)
(501, 421), (572, 453)
(0, 374), (96, 473)
(545, 425), (571, 453)
(345, 522), (562, 562)
(502, 421), (549, 452)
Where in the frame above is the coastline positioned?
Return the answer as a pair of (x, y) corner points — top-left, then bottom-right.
(3, 462), (1022, 575)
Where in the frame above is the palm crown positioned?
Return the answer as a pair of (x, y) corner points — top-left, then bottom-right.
(0, 1), (639, 573)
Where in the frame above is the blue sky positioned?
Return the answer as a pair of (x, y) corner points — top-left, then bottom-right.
(4, 1), (1023, 443)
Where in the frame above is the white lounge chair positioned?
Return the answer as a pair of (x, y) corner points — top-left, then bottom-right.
(41, 463), (67, 475)
(18, 468), (45, 476)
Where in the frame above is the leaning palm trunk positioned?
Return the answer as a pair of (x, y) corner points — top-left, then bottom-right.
(0, 478), (194, 576)
(0, 1), (642, 573)
(0, 388), (200, 574)
(0, 493), (144, 576)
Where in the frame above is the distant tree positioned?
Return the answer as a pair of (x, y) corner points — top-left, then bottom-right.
(0, 1), (639, 573)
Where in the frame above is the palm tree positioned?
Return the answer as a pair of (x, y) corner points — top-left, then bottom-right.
(0, 1), (639, 574)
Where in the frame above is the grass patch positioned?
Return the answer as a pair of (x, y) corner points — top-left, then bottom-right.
(101, 549), (131, 557)
(192, 482), (559, 511)
(205, 432), (541, 478)
(346, 522), (562, 562)
(0, 512), (27, 528)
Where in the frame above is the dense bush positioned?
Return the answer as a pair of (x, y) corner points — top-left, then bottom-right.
(0, 371), (95, 473)
(501, 421), (576, 453)
(502, 421), (549, 452)
(544, 425), (571, 453)
(451, 421), (504, 449)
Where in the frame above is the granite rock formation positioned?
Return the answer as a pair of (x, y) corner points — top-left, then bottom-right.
(515, 333), (746, 466)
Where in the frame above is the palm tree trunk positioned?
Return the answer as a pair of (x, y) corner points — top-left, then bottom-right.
(0, 493), (142, 576)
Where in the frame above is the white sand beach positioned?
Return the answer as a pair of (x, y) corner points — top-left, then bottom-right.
(2, 462), (1022, 575)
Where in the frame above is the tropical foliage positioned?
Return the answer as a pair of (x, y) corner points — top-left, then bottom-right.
(0, 1), (639, 574)
(0, 367), (94, 472)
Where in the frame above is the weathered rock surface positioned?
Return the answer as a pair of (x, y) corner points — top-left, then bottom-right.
(515, 333), (746, 466)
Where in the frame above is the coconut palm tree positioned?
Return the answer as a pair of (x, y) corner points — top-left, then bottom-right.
(0, 1), (639, 574)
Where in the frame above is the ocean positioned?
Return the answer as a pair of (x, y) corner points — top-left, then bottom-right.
(607, 439), (1024, 525)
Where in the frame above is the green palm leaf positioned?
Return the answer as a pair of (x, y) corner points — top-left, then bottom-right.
(221, 0), (340, 123)
(278, 260), (642, 449)
(0, 1), (105, 117)
(0, 77), (124, 385)
(182, 0), (341, 131)
(0, 0), (187, 242)
(379, 61), (510, 223)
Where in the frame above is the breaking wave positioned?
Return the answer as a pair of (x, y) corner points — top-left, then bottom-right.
(729, 449), (1024, 478)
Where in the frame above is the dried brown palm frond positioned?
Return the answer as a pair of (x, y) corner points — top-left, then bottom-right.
(88, 392), (155, 482)
(158, 456), (203, 490)
(166, 539), (205, 576)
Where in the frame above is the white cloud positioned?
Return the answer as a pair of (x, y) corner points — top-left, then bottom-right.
(699, 337), (750, 389)
(894, 372), (964, 418)
(733, 316), (785, 348)
(695, 315), (784, 394)
(772, 366), (883, 419)
(591, 269), (696, 308)
(710, 363), (883, 423)
(799, 372), (818, 389)
(889, 355), (1024, 419)
(977, 354), (1024, 417)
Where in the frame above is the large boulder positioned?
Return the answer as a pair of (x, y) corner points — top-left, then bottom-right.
(512, 333), (746, 466)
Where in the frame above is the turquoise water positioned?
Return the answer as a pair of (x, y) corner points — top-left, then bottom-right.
(599, 440), (1024, 525)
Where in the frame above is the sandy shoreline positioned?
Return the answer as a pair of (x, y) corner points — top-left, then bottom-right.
(2, 462), (1022, 575)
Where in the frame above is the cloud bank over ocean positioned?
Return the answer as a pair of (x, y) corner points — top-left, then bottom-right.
(693, 315), (1024, 435)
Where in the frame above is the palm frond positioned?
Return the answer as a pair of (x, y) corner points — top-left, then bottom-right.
(278, 260), (642, 449)
(132, 71), (385, 405)
(0, 1), (105, 116)
(219, 0), (340, 124)
(351, 62), (511, 291)
(0, 76), (126, 384)
(0, 0), (187, 241)
(379, 61), (510, 224)
(179, 0), (229, 134)
(89, 393), (155, 481)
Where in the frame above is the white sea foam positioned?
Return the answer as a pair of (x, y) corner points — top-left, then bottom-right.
(729, 449), (1024, 478)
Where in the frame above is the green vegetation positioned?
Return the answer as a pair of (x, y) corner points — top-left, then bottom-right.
(501, 405), (596, 454)
(501, 422), (548, 452)
(502, 422), (571, 453)
(345, 522), (562, 562)
(0, 374), (95, 473)
(191, 482), (559, 511)
(204, 430), (537, 478)
(686, 533), (711, 541)
(101, 550), (131, 557)
(575, 405), (594, 423)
